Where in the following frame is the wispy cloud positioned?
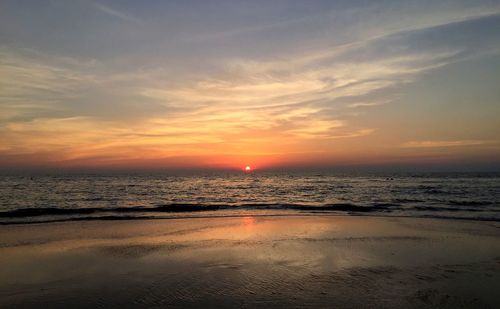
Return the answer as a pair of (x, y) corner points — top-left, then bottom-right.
(401, 140), (495, 148)
(91, 2), (141, 24)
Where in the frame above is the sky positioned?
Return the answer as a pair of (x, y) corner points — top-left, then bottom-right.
(1, 0), (500, 171)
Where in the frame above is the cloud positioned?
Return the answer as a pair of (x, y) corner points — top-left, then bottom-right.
(0, 48), (95, 121)
(91, 2), (142, 24)
(401, 140), (495, 148)
(136, 39), (463, 143)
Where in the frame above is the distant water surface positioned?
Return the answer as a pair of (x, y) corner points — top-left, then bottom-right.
(0, 172), (499, 224)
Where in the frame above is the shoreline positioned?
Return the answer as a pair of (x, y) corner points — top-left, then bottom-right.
(2, 211), (500, 226)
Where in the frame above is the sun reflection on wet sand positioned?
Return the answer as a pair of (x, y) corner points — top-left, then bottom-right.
(242, 216), (255, 227)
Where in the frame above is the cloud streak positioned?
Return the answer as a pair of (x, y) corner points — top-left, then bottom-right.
(401, 140), (495, 148)
(91, 2), (142, 24)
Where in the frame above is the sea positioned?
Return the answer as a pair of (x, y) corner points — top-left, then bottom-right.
(1, 171), (499, 224)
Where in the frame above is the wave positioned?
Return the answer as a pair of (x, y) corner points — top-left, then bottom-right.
(413, 206), (484, 212)
(446, 200), (492, 206)
(0, 204), (226, 218)
(0, 202), (399, 218)
(0, 202), (497, 224)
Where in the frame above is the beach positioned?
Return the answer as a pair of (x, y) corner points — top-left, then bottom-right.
(1, 215), (499, 308)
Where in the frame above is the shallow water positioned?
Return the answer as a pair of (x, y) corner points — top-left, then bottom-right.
(0, 171), (499, 223)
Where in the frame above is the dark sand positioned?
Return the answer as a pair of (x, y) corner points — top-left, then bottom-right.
(1, 215), (499, 308)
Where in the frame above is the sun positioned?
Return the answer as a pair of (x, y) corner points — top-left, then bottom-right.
(245, 166), (251, 172)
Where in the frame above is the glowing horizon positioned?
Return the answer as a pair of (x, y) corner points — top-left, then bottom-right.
(1, 1), (499, 171)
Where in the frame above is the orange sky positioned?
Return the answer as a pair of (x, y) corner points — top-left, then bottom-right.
(1, 1), (500, 171)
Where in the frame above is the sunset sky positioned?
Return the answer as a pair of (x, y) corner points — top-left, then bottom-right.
(1, 0), (500, 171)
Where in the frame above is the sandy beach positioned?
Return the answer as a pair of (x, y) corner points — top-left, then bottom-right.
(1, 215), (499, 308)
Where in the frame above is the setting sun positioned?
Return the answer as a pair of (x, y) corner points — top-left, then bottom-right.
(245, 166), (251, 172)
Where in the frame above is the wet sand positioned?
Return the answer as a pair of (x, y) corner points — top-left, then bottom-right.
(1, 215), (499, 308)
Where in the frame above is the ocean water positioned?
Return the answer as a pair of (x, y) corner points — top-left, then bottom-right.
(0, 172), (499, 224)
